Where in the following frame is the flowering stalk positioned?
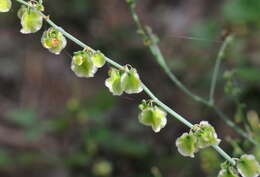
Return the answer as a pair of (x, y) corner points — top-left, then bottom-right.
(11, 0), (237, 165)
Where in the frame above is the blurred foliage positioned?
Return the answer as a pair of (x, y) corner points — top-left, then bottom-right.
(223, 0), (260, 25)
(199, 148), (221, 177)
(7, 108), (51, 140)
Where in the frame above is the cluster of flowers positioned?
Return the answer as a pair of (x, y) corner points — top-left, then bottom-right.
(175, 121), (260, 177)
(105, 66), (143, 95)
(0, 0), (66, 55)
(71, 49), (106, 78)
(176, 121), (221, 158)
(218, 155), (260, 177)
(0, 0), (144, 96)
(1, 1), (260, 177)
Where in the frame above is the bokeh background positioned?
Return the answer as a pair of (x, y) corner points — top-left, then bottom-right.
(0, 0), (260, 176)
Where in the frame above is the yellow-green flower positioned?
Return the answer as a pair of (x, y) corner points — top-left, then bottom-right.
(71, 51), (97, 78)
(41, 27), (67, 55)
(237, 154), (260, 177)
(176, 132), (198, 158)
(138, 102), (167, 133)
(20, 8), (43, 34)
(121, 66), (143, 94)
(105, 68), (124, 95)
(91, 50), (106, 68)
(0, 0), (11, 12)
(192, 121), (221, 148)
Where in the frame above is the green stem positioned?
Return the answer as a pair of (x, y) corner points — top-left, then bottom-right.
(164, 67), (210, 106)
(125, 1), (259, 146)
(141, 84), (193, 128)
(213, 106), (258, 145)
(209, 35), (234, 105)
(212, 145), (235, 165)
(14, 0), (236, 165)
(128, 5), (209, 106)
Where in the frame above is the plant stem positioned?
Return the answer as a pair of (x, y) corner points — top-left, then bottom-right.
(14, 0), (236, 165)
(128, 5), (209, 106)
(212, 145), (235, 165)
(213, 106), (258, 145)
(141, 84), (193, 128)
(209, 35), (234, 105)
(126, 1), (260, 146)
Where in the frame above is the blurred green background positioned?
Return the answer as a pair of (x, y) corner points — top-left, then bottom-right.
(0, 0), (260, 176)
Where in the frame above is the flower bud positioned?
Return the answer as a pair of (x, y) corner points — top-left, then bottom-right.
(41, 27), (67, 55)
(237, 154), (260, 177)
(105, 68), (124, 96)
(176, 132), (198, 158)
(192, 121), (221, 148)
(71, 51), (97, 78)
(30, 1), (44, 12)
(91, 50), (106, 68)
(0, 0), (11, 12)
(20, 8), (43, 34)
(121, 66), (143, 94)
(138, 101), (167, 133)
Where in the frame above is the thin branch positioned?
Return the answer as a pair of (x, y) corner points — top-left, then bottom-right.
(14, 0), (236, 165)
(128, 4), (209, 106)
(213, 106), (258, 145)
(209, 35), (234, 105)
